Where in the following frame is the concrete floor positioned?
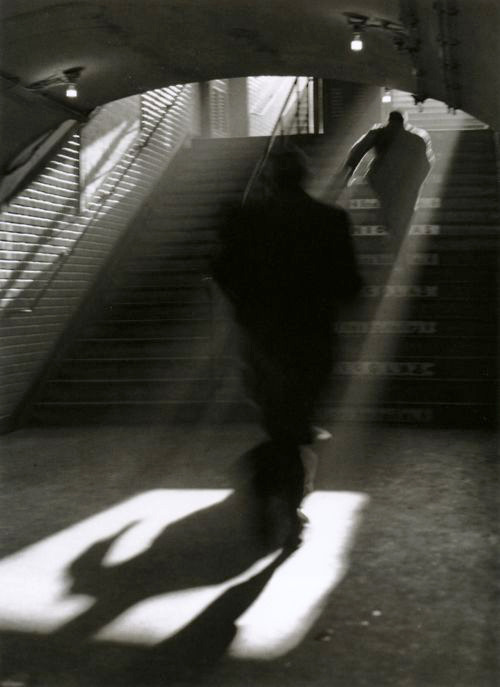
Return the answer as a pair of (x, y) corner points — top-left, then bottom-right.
(0, 421), (498, 687)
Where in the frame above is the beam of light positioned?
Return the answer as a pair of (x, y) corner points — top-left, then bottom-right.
(324, 116), (463, 431)
(337, 226), (424, 411)
(0, 489), (367, 659)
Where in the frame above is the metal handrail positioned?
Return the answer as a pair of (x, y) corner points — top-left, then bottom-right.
(4, 84), (189, 316)
(242, 77), (312, 205)
(11, 249), (69, 315)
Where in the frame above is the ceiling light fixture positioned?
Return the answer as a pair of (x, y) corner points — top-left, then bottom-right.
(350, 31), (363, 51)
(26, 66), (83, 99)
(382, 88), (392, 103)
(65, 83), (78, 98)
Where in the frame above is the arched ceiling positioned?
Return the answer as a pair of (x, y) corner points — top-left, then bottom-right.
(0, 0), (499, 173)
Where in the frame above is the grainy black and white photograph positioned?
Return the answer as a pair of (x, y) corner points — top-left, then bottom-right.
(0, 1), (498, 686)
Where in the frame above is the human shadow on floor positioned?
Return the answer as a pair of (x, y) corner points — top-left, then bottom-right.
(0, 449), (294, 685)
(1, 548), (288, 686)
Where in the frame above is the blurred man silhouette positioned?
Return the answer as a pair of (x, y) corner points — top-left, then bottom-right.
(341, 110), (434, 248)
(213, 146), (361, 546)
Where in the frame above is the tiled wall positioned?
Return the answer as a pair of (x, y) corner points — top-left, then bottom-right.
(0, 84), (199, 429)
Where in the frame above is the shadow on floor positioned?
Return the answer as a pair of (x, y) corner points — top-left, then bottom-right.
(0, 456), (295, 686)
(0, 424), (497, 687)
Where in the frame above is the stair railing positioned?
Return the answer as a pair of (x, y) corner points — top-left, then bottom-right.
(242, 76), (313, 205)
(3, 84), (189, 317)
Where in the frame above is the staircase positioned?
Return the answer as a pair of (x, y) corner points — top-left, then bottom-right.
(30, 137), (267, 425)
(30, 106), (498, 428)
(325, 126), (498, 426)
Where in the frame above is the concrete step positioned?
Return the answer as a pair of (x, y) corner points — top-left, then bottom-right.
(419, 186), (498, 199)
(192, 136), (269, 150)
(319, 402), (496, 427)
(29, 399), (259, 426)
(352, 224), (499, 240)
(430, 162), (497, 175)
(71, 330), (496, 362)
(41, 369), (496, 406)
(112, 267), (496, 289)
(57, 356), (222, 380)
(426, 172), (498, 186)
(124, 245), (215, 261)
(126, 242), (215, 260)
(428, 133), (494, 151)
(147, 204), (225, 219)
(159, 178), (247, 193)
(53, 338), (500, 382)
(358, 281), (496, 299)
(107, 285), (210, 302)
(111, 273), (208, 288)
(334, 318), (497, 336)
(172, 168), (255, 185)
(305, 137), (494, 157)
(184, 151), (261, 167)
(348, 209), (500, 224)
(126, 241), (215, 260)
(315, 149), (496, 169)
(357, 266), (497, 282)
(350, 299), (496, 320)
(121, 258), (213, 274)
(30, 397), (495, 427)
(331, 356), (496, 380)
(335, 335), (497, 357)
(139, 228), (219, 243)
(144, 217), (222, 231)
(355, 250), (498, 268)
(105, 286), (496, 316)
(152, 191), (243, 207)
(102, 302), (212, 319)
(349, 186), (498, 202)
(116, 260), (497, 284)
(323, 377), (495, 405)
(408, 120), (487, 132)
(35, 382), (495, 431)
(42, 377), (223, 403)
(301, 130), (494, 152)
(84, 318), (212, 339)
(71, 336), (212, 358)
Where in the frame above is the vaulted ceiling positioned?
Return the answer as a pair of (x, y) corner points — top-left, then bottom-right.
(1, 0), (499, 174)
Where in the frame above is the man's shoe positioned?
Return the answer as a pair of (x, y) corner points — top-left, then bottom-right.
(312, 426), (332, 441)
(296, 508), (309, 525)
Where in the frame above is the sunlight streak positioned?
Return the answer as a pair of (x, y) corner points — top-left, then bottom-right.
(329, 125), (462, 426)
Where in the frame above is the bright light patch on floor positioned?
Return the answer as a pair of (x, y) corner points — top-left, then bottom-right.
(228, 491), (368, 658)
(0, 490), (229, 633)
(0, 489), (367, 659)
